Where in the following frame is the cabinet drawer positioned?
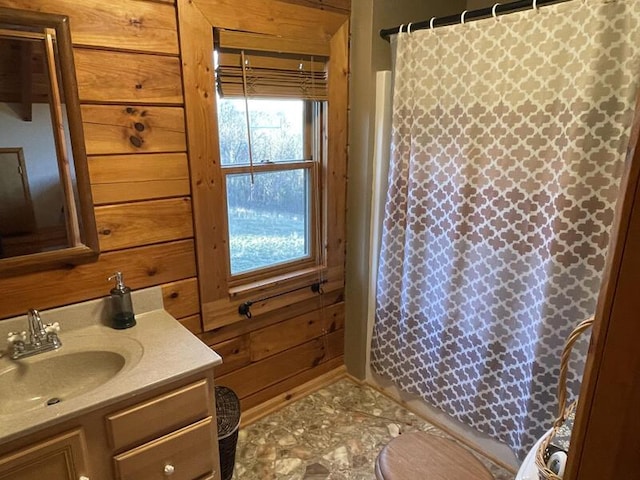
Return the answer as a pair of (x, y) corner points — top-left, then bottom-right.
(107, 379), (211, 451)
(114, 417), (215, 480)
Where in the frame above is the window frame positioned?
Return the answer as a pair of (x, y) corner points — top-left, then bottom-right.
(221, 99), (326, 288)
(178, 3), (348, 332)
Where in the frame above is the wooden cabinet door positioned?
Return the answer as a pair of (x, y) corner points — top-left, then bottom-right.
(0, 429), (90, 480)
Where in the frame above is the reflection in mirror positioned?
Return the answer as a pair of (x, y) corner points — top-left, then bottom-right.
(0, 8), (98, 275)
(0, 33), (69, 256)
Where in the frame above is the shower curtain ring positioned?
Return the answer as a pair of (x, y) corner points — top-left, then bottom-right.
(398, 24), (405, 34)
(430, 17), (436, 29)
(532, 0), (539, 10)
(461, 10), (468, 24)
(492, 3), (501, 18)
(407, 22), (413, 34)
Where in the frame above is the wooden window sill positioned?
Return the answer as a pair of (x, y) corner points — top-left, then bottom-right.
(228, 265), (327, 299)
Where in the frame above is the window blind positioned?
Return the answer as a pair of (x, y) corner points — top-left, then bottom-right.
(215, 29), (328, 101)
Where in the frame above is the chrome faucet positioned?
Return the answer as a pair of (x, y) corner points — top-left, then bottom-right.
(28, 309), (47, 346)
(6, 309), (62, 360)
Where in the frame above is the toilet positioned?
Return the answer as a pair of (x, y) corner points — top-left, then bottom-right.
(375, 432), (494, 479)
(515, 429), (551, 480)
(375, 429), (551, 479)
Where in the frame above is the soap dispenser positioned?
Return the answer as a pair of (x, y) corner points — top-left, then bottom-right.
(108, 272), (136, 329)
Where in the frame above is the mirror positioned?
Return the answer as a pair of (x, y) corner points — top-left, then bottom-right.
(0, 7), (98, 276)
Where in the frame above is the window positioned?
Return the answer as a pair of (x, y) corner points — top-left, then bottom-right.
(218, 98), (319, 276)
(215, 31), (327, 281)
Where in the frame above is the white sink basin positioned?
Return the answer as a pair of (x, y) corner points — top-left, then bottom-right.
(0, 335), (143, 416)
(0, 298), (221, 446)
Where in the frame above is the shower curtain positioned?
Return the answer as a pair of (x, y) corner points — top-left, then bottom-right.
(371, 0), (640, 458)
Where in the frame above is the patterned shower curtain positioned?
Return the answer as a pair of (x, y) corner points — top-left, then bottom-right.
(371, 0), (640, 458)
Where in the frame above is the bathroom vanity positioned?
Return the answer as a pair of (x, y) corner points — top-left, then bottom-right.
(0, 289), (222, 480)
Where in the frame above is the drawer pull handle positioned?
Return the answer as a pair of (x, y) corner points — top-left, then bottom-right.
(79, 476), (90, 480)
(164, 464), (175, 476)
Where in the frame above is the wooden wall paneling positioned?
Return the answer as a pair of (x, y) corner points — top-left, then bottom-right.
(89, 153), (191, 205)
(178, 314), (202, 335)
(177, 0), (349, 414)
(277, 0), (350, 14)
(0, 42), (42, 105)
(0, 0), (194, 321)
(0, 240), (197, 319)
(0, 0), (179, 54)
(249, 302), (345, 361)
(141, 0), (176, 5)
(194, 0), (347, 42)
(228, 265), (343, 301)
(211, 303), (344, 375)
(1, 228), (67, 258)
(176, 0), (229, 309)
(91, 179), (191, 207)
(240, 357), (345, 416)
(162, 277), (200, 319)
(202, 267), (343, 332)
(198, 289), (344, 346)
(81, 105), (186, 155)
(95, 197), (193, 251)
(320, 329), (344, 357)
(180, 0), (349, 325)
(20, 41), (33, 121)
(211, 335), (251, 377)
(202, 277), (344, 331)
(565, 92), (640, 479)
(325, 20), (349, 271)
(217, 29), (330, 57)
(74, 48), (183, 104)
(216, 329), (344, 399)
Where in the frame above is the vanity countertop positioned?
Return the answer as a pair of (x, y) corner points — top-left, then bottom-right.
(0, 288), (221, 446)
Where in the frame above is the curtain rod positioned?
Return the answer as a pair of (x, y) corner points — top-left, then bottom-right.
(379, 0), (571, 40)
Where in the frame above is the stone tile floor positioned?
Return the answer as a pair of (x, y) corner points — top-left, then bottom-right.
(232, 378), (516, 479)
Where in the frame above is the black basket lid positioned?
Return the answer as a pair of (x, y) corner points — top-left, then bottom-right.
(215, 386), (241, 438)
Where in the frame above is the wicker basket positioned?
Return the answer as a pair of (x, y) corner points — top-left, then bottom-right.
(215, 386), (241, 480)
(535, 317), (594, 480)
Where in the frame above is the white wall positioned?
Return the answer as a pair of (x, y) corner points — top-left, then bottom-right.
(0, 103), (66, 229)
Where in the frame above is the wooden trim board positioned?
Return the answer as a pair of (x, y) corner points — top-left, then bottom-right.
(564, 90), (640, 479)
(240, 365), (347, 427)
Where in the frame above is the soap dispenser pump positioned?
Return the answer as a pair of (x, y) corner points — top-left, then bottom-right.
(108, 272), (136, 329)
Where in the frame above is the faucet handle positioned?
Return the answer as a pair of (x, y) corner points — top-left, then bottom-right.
(7, 331), (26, 343)
(44, 322), (60, 334)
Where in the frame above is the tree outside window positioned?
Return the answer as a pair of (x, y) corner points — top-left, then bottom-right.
(218, 98), (318, 276)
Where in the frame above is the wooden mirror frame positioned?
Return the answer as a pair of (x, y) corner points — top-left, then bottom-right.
(0, 7), (98, 277)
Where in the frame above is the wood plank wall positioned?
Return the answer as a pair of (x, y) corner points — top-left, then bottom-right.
(279, 0), (350, 14)
(0, 0), (349, 413)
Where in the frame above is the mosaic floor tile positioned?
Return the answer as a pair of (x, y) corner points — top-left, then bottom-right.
(232, 378), (516, 479)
